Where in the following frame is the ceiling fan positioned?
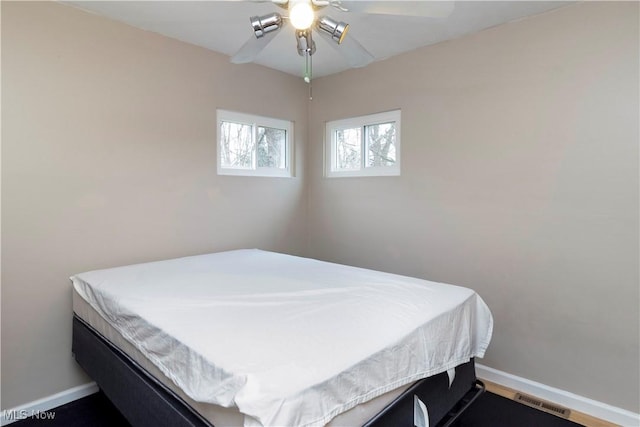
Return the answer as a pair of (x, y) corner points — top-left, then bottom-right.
(230, 0), (454, 82)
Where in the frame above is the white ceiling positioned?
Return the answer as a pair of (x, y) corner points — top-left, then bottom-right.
(64, 1), (572, 78)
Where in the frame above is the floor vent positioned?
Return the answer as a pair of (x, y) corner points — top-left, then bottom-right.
(514, 392), (571, 419)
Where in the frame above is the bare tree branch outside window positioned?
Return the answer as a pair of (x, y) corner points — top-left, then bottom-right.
(257, 126), (286, 169)
(366, 122), (396, 167)
(217, 110), (292, 177)
(220, 121), (254, 169)
(336, 127), (361, 170)
(325, 109), (400, 177)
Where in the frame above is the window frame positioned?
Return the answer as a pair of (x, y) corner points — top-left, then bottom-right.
(217, 109), (294, 178)
(325, 109), (401, 178)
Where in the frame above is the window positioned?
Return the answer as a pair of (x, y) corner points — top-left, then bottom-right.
(217, 110), (293, 177)
(325, 110), (401, 177)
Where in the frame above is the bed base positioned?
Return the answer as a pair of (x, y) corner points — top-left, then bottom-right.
(365, 367), (485, 427)
(72, 315), (483, 427)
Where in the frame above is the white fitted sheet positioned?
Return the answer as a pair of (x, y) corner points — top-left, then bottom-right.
(71, 249), (493, 427)
(72, 288), (413, 427)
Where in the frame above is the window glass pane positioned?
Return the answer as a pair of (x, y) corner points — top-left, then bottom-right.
(335, 127), (362, 170)
(257, 126), (287, 169)
(325, 110), (400, 177)
(220, 121), (254, 169)
(366, 122), (396, 167)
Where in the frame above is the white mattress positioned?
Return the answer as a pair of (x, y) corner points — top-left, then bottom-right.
(73, 288), (414, 427)
(71, 249), (493, 427)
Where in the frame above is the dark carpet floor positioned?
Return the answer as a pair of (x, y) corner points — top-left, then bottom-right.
(450, 392), (583, 427)
(11, 390), (583, 427)
(10, 392), (130, 427)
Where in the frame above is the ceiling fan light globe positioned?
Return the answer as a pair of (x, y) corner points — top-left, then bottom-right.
(317, 16), (349, 44)
(250, 13), (283, 38)
(336, 23), (349, 44)
(289, 1), (315, 30)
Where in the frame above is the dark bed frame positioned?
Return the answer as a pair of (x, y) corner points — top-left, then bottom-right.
(72, 315), (484, 427)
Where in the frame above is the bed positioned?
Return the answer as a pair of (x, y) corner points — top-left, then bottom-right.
(71, 249), (493, 427)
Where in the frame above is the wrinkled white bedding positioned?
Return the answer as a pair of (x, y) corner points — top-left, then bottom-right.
(71, 249), (493, 427)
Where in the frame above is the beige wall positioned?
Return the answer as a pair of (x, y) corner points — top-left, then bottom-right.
(1, 1), (308, 408)
(308, 1), (639, 412)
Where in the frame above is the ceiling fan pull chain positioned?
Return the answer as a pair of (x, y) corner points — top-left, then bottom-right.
(307, 52), (313, 100)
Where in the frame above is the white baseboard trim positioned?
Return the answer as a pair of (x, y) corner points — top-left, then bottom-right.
(1, 382), (98, 426)
(2, 372), (639, 426)
(476, 363), (640, 426)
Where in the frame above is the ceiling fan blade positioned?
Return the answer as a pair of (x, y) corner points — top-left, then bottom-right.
(336, 1), (455, 18)
(317, 30), (374, 68)
(231, 29), (281, 64)
(339, 35), (375, 68)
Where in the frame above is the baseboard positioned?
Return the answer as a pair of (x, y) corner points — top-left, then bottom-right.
(0, 382), (98, 426)
(2, 373), (639, 427)
(476, 364), (640, 427)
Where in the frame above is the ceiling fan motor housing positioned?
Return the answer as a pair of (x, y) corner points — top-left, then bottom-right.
(296, 30), (316, 56)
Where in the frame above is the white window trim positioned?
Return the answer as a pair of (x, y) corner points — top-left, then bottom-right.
(325, 109), (401, 178)
(217, 109), (294, 178)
